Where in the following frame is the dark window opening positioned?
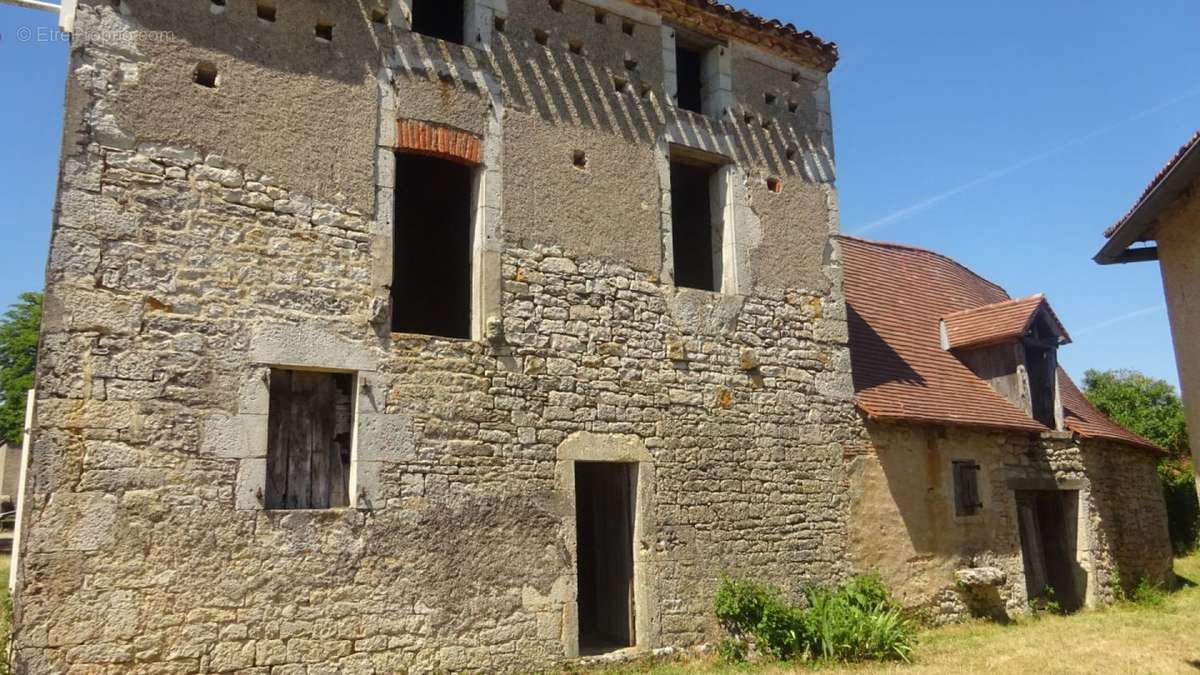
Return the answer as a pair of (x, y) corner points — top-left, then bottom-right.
(622, 19), (634, 36)
(256, 1), (276, 22)
(370, 8), (389, 25)
(1026, 343), (1057, 427)
(548, 0), (564, 11)
(194, 62), (219, 88)
(534, 28), (549, 45)
(315, 21), (334, 41)
(675, 43), (704, 114)
(411, 0), (464, 44)
(393, 153), (475, 339)
(595, 8), (607, 24)
(493, 15), (506, 33)
(953, 461), (982, 516)
(569, 40), (584, 55)
(573, 150), (588, 169)
(576, 462), (637, 653)
(266, 370), (354, 510)
(670, 157), (720, 292)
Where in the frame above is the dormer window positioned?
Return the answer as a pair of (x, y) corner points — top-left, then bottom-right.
(1022, 311), (1067, 428)
(941, 295), (1072, 430)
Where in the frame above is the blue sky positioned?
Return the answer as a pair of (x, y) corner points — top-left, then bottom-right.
(1, 1), (1197, 390)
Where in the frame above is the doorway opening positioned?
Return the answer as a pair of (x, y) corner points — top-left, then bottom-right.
(575, 462), (637, 653)
(1016, 490), (1084, 612)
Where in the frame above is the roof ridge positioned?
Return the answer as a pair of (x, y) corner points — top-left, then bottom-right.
(1105, 129), (1200, 238)
(835, 235), (1010, 299)
(941, 294), (1045, 320)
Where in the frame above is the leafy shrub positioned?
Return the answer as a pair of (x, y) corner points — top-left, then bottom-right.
(716, 636), (748, 664)
(1129, 577), (1168, 608)
(713, 574), (915, 664)
(1160, 459), (1200, 555)
(803, 576), (915, 662)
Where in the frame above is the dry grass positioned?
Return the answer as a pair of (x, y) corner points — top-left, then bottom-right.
(594, 554), (1200, 675)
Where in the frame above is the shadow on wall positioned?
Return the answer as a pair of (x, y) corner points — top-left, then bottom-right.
(391, 27), (835, 181)
(845, 303), (924, 392)
(112, 0), (392, 83)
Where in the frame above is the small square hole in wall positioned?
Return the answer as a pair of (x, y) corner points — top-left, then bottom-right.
(533, 29), (549, 46)
(622, 20), (635, 36)
(767, 177), (782, 193)
(569, 40), (584, 55)
(194, 62), (219, 88)
(786, 146), (799, 163)
(792, 72), (801, 84)
(765, 92), (777, 106)
(788, 100), (799, 114)
(613, 76), (630, 94)
(210, 0), (226, 13)
(573, 150), (588, 169)
(549, 0), (564, 11)
(370, 8), (388, 25)
(256, 1), (276, 22)
(494, 16), (506, 33)
(624, 56), (639, 71)
(595, 8), (607, 24)
(315, 21), (334, 42)
(743, 112), (756, 126)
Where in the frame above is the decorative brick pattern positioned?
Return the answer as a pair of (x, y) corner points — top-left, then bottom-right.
(396, 120), (483, 166)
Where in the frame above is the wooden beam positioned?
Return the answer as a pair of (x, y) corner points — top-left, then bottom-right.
(1112, 246), (1160, 264)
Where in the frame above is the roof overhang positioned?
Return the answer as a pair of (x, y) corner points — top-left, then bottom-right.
(1096, 133), (1200, 265)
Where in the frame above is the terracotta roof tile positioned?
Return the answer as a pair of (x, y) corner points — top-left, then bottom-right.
(632, 0), (838, 71)
(942, 295), (1070, 351)
(1105, 130), (1200, 238)
(1058, 371), (1161, 452)
(838, 235), (1160, 453)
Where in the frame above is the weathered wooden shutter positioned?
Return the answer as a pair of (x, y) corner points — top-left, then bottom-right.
(266, 370), (351, 510)
(954, 461), (982, 515)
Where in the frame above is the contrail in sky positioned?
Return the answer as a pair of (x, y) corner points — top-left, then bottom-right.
(852, 87), (1200, 235)
(1074, 303), (1168, 336)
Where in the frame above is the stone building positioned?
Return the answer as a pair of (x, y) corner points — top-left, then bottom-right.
(15, 0), (859, 671)
(1095, 131), (1200, 499)
(840, 236), (1174, 621)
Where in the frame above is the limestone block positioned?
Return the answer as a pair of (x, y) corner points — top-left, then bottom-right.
(235, 459), (266, 511)
(202, 415), (268, 460)
(34, 492), (119, 552)
(955, 567), (1007, 588)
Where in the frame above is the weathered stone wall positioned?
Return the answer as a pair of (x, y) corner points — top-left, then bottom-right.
(847, 422), (1173, 623)
(16, 0), (856, 672)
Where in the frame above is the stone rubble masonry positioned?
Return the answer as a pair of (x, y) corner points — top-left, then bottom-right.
(15, 0), (857, 672)
(847, 423), (1173, 624)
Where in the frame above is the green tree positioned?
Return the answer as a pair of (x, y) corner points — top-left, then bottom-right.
(0, 293), (42, 446)
(1083, 369), (1197, 554)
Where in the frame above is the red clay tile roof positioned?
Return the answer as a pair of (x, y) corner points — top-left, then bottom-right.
(839, 235), (1161, 452)
(633, 0), (839, 71)
(1058, 371), (1161, 452)
(1106, 130), (1200, 239)
(942, 295), (1071, 351)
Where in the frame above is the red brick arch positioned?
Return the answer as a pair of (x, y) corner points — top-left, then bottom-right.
(395, 119), (482, 166)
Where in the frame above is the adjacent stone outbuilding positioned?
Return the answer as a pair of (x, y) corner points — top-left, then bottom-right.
(840, 236), (1173, 621)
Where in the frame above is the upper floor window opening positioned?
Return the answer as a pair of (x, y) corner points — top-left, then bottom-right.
(411, 0), (465, 45)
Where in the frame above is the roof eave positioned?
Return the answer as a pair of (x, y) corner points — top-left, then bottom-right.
(1096, 139), (1200, 265)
